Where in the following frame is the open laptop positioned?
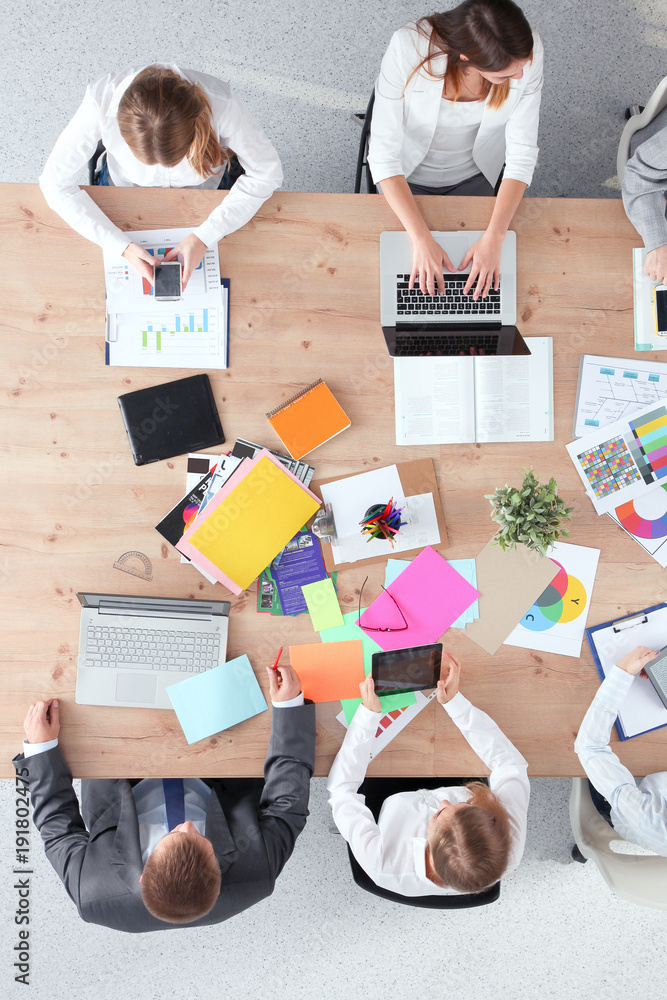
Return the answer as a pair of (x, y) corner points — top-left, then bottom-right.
(380, 230), (530, 357)
(75, 593), (230, 709)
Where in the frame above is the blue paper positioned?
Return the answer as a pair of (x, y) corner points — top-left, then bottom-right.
(384, 558), (411, 588)
(166, 654), (268, 744)
(448, 559), (479, 628)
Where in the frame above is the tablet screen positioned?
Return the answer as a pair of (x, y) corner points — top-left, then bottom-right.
(371, 644), (442, 694)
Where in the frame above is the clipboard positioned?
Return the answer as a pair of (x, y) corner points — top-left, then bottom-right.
(310, 459), (448, 573)
(585, 604), (667, 741)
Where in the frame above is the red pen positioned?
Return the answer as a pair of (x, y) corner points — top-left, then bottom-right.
(271, 648), (283, 671)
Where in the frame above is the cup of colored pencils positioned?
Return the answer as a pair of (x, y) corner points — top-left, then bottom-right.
(360, 499), (406, 547)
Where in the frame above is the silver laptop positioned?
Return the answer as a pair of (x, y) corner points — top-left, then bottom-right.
(75, 593), (230, 709)
(380, 230), (528, 357)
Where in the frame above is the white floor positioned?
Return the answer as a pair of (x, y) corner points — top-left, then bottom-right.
(2, 1), (667, 996)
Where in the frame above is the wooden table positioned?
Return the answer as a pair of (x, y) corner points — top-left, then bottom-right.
(2, 184), (665, 778)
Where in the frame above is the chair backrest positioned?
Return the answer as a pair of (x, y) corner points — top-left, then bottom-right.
(569, 778), (667, 910)
(88, 140), (106, 185)
(354, 91), (377, 194)
(347, 845), (500, 908)
(617, 75), (667, 184)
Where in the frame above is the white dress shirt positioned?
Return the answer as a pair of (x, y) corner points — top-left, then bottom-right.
(327, 693), (530, 896)
(39, 64), (283, 257)
(408, 98), (485, 188)
(369, 24), (543, 189)
(574, 665), (667, 855)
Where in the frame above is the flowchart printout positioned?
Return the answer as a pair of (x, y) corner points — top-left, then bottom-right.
(573, 354), (667, 438)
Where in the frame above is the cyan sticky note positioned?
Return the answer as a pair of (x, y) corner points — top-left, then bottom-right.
(321, 610), (416, 723)
(301, 578), (344, 631)
(166, 654), (267, 744)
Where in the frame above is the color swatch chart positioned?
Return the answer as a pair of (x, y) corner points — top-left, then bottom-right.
(628, 405), (667, 483)
(576, 435), (641, 498)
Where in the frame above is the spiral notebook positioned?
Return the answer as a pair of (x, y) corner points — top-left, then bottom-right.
(266, 379), (351, 460)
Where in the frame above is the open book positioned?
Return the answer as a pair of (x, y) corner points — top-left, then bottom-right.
(393, 337), (553, 445)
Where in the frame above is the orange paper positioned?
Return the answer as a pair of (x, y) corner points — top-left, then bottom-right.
(288, 640), (365, 703)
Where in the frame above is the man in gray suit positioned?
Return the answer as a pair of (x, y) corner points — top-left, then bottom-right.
(623, 106), (667, 287)
(13, 660), (315, 932)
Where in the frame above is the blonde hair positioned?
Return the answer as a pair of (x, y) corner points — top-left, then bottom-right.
(117, 66), (230, 178)
(410, 0), (534, 111)
(428, 782), (511, 892)
(141, 834), (221, 924)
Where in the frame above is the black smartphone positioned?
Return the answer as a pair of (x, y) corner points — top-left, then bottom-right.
(154, 261), (182, 301)
(371, 643), (442, 695)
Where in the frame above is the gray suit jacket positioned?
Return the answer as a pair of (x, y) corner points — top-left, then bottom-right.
(12, 704), (316, 932)
(622, 106), (667, 253)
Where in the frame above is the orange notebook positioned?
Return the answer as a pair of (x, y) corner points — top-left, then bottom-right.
(266, 379), (351, 460)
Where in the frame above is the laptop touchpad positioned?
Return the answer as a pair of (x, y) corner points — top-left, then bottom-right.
(116, 673), (158, 704)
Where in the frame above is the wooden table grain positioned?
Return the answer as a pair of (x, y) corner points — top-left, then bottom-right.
(2, 184), (665, 778)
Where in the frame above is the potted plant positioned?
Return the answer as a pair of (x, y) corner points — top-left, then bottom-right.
(485, 469), (573, 557)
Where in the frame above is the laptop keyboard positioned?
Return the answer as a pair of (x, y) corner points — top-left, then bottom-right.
(394, 334), (500, 356)
(84, 625), (221, 673)
(396, 273), (501, 316)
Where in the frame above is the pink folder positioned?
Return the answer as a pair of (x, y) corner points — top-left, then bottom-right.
(176, 449), (320, 594)
(357, 546), (479, 651)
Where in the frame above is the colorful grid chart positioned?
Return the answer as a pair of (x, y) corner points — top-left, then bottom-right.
(576, 436), (641, 498)
(629, 406), (667, 484)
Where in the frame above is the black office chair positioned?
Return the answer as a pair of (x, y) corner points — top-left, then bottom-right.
(344, 776), (501, 909)
(86, 141), (245, 187)
(353, 91), (377, 194)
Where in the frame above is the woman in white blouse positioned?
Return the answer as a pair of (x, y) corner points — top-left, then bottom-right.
(369, 0), (543, 299)
(39, 65), (283, 286)
(327, 653), (530, 896)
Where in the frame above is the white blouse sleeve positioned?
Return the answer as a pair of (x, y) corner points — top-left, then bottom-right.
(442, 692), (530, 873)
(39, 78), (133, 257)
(192, 92), (283, 249)
(368, 27), (416, 185)
(502, 34), (544, 187)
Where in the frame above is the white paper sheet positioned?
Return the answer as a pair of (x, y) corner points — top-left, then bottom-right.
(336, 689), (436, 760)
(573, 354), (667, 438)
(328, 494), (440, 566)
(321, 466), (403, 538)
(504, 542), (600, 657)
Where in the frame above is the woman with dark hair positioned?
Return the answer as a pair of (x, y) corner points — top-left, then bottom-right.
(40, 66), (282, 286)
(327, 653), (530, 896)
(369, 0), (543, 299)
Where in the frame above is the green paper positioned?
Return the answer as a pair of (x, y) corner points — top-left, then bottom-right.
(302, 578), (344, 631)
(321, 610), (416, 722)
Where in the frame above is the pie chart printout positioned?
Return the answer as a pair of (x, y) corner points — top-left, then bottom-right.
(521, 561), (587, 633)
(615, 484), (667, 540)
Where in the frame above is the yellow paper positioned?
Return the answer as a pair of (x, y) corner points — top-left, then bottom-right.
(188, 457), (320, 590)
(302, 578), (344, 631)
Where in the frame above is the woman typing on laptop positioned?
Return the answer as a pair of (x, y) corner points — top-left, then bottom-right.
(39, 65), (282, 287)
(368, 0), (543, 300)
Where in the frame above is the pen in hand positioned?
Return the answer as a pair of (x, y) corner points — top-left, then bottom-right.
(270, 648), (283, 671)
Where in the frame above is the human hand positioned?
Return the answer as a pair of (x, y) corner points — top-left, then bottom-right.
(616, 646), (658, 675)
(460, 231), (504, 300)
(266, 661), (302, 702)
(410, 235), (456, 296)
(359, 676), (382, 713)
(163, 233), (207, 290)
(436, 652), (461, 705)
(23, 699), (60, 743)
(644, 246), (667, 286)
(122, 242), (157, 285)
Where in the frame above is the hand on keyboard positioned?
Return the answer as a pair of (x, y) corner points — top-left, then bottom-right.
(460, 231), (504, 301)
(410, 234), (456, 296)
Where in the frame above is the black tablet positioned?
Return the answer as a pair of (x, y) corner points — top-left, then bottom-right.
(117, 373), (225, 466)
(371, 643), (442, 695)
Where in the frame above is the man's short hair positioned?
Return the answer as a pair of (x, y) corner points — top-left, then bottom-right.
(141, 834), (221, 923)
(428, 782), (511, 893)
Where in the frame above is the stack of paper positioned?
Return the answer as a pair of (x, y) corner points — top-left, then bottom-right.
(103, 227), (229, 369)
(176, 449), (321, 594)
(384, 557), (479, 629)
